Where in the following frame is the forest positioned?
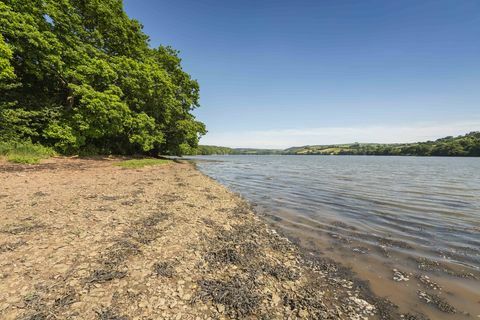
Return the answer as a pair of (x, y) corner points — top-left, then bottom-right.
(192, 132), (480, 157)
(0, 0), (205, 157)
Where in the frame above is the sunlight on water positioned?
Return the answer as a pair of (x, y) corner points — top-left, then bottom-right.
(190, 155), (480, 319)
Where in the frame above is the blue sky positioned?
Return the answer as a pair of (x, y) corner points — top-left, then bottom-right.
(124, 0), (480, 148)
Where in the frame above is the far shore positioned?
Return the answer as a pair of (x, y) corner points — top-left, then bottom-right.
(0, 157), (396, 319)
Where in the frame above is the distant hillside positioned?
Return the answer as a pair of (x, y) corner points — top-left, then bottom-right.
(284, 132), (480, 156)
(189, 145), (234, 155)
(232, 148), (283, 155)
(186, 145), (282, 155)
(192, 132), (480, 157)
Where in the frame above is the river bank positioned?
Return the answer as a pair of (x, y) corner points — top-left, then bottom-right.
(0, 157), (395, 320)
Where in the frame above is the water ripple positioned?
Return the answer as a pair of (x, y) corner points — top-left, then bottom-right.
(191, 155), (480, 271)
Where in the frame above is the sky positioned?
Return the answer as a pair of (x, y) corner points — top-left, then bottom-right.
(123, 0), (480, 148)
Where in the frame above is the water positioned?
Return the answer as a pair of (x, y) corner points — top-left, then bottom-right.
(189, 155), (480, 319)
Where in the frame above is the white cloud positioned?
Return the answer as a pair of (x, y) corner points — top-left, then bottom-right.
(200, 120), (480, 149)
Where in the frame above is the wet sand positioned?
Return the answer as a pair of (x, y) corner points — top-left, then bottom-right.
(0, 158), (389, 319)
(261, 210), (480, 320)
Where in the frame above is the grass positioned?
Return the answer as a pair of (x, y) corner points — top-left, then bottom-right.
(115, 158), (170, 168)
(0, 141), (56, 164)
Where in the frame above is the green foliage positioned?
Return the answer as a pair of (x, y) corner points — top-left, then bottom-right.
(193, 133), (480, 157)
(283, 132), (480, 157)
(0, 0), (205, 156)
(231, 148), (283, 155)
(0, 34), (15, 86)
(188, 145), (234, 155)
(189, 145), (284, 155)
(0, 140), (56, 164)
(115, 158), (170, 168)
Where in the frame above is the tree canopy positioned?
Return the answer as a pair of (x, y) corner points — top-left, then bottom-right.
(0, 0), (205, 155)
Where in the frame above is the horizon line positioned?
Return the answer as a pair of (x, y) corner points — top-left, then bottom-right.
(199, 120), (480, 149)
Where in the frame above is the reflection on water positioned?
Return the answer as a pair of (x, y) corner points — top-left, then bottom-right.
(190, 155), (480, 319)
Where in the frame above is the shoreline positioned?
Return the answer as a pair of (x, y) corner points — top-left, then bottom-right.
(0, 158), (406, 319)
(192, 155), (480, 320)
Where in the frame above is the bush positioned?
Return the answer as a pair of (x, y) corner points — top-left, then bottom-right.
(0, 141), (56, 164)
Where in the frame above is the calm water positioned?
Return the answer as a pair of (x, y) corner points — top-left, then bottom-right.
(190, 155), (480, 319)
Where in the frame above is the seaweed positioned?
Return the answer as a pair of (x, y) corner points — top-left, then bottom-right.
(2, 222), (44, 235)
(19, 312), (48, 320)
(18, 292), (49, 320)
(201, 217), (216, 227)
(129, 212), (168, 244)
(101, 239), (141, 268)
(417, 291), (456, 313)
(87, 269), (127, 283)
(203, 222), (262, 269)
(33, 191), (48, 197)
(280, 277), (330, 318)
(0, 240), (27, 253)
(205, 247), (242, 265)
(374, 298), (399, 320)
(85, 212), (170, 285)
(101, 195), (122, 201)
(232, 202), (252, 215)
(261, 263), (299, 281)
(53, 287), (77, 308)
(95, 307), (129, 320)
(412, 257), (477, 279)
(206, 194), (218, 200)
(138, 212), (168, 228)
(152, 261), (175, 278)
(195, 277), (260, 318)
(402, 313), (430, 320)
(415, 274), (441, 290)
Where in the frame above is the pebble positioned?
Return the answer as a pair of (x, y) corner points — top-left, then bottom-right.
(272, 293), (281, 305)
(299, 309), (309, 317)
(216, 304), (225, 313)
(393, 269), (410, 282)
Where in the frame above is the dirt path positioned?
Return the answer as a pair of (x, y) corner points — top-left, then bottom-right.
(0, 158), (394, 319)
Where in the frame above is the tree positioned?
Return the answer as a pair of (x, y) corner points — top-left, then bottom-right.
(0, 0), (205, 155)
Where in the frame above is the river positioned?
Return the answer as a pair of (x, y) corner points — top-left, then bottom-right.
(189, 155), (480, 319)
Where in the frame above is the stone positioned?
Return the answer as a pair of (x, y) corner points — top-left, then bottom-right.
(216, 304), (225, 313)
(272, 293), (281, 305)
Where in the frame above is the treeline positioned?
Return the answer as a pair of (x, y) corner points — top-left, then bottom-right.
(0, 0), (205, 156)
(192, 132), (480, 157)
(232, 148), (283, 155)
(335, 132), (480, 156)
(188, 145), (234, 155)
(187, 145), (283, 155)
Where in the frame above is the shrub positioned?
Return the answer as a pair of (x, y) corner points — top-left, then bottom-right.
(0, 141), (56, 164)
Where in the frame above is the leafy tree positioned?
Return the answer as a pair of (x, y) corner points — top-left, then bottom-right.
(0, 0), (205, 155)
